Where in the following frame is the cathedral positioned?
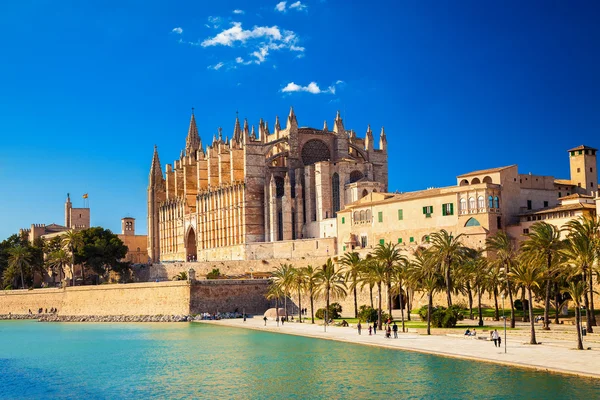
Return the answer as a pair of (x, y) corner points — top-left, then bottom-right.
(147, 108), (388, 262)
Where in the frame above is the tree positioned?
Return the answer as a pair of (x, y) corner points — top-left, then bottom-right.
(510, 260), (545, 345)
(429, 230), (465, 307)
(291, 267), (307, 322)
(521, 222), (563, 330)
(75, 227), (128, 281)
(62, 230), (83, 286)
(206, 268), (221, 279)
(272, 263), (295, 320)
(373, 242), (407, 319)
(486, 231), (517, 328)
(47, 249), (70, 285)
(340, 251), (362, 318)
(316, 259), (347, 328)
(361, 258), (386, 330)
(390, 257), (410, 332)
(561, 280), (587, 350)
(407, 249), (443, 335)
(7, 246), (32, 289)
(266, 282), (284, 327)
(564, 216), (599, 331)
(302, 265), (319, 324)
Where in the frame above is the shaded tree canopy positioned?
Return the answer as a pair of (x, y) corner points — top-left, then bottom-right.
(75, 227), (128, 275)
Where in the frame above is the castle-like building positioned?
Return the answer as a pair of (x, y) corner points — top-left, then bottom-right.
(147, 108), (388, 262)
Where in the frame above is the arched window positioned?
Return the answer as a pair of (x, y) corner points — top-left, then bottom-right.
(332, 173), (340, 216)
(354, 211), (359, 222)
(469, 197), (475, 209)
(362, 189), (369, 198)
(488, 195), (494, 209)
(465, 217), (481, 227)
(482, 176), (492, 184)
(349, 170), (364, 183)
(301, 139), (331, 165)
(477, 196), (485, 209)
(471, 178), (481, 184)
(360, 210), (365, 221)
(459, 179), (469, 186)
(494, 196), (500, 208)
(460, 198), (467, 211)
(365, 209), (371, 221)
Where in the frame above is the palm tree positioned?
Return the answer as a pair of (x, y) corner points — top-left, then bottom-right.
(429, 230), (465, 307)
(266, 282), (284, 327)
(272, 263), (295, 320)
(303, 265), (319, 324)
(462, 248), (487, 326)
(521, 222), (563, 330)
(486, 231), (517, 328)
(561, 279), (587, 350)
(316, 259), (347, 328)
(48, 249), (70, 286)
(291, 267), (307, 322)
(8, 246), (32, 289)
(564, 216), (599, 330)
(390, 258), (409, 332)
(373, 242), (407, 319)
(340, 251), (362, 318)
(62, 230), (83, 286)
(407, 249), (442, 335)
(510, 260), (545, 344)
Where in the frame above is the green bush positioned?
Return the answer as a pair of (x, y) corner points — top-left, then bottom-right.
(206, 268), (221, 279)
(418, 305), (464, 328)
(315, 303), (342, 319)
(357, 305), (389, 323)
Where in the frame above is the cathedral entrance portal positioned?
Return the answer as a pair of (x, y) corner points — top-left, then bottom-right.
(186, 228), (197, 262)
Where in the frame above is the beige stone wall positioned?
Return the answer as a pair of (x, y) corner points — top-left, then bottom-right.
(190, 280), (270, 315)
(118, 234), (149, 264)
(0, 281), (190, 316)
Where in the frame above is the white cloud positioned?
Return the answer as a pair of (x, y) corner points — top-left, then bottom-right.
(208, 62), (225, 70)
(200, 22), (303, 65)
(281, 81), (335, 94)
(233, 9), (245, 14)
(275, 1), (287, 12)
(289, 1), (307, 11)
(172, 27), (183, 34)
(235, 57), (244, 63)
(206, 16), (222, 29)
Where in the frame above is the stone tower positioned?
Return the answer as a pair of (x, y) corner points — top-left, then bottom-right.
(65, 193), (72, 228)
(568, 145), (598, 196)
(121, 217), (135, 235)
(147, 145), (166, 263)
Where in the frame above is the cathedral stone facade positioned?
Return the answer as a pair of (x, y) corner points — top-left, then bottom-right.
(147, 108), (388, 262)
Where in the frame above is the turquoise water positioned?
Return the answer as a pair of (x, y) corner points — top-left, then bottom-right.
(1, 321), (599, 399)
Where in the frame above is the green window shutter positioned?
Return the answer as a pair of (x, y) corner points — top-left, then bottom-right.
(341, 217), (345, 224)
(378, 211), (383, 222)
(343, 245), (346, 251)
(379, 239), (385, 245)
(398, 238), (402, 244)
(450, 203), (454, 215)
(410, 237), (414, 243)
(422, 206), (427, 214)
(442, 205), (446, 216)
(398, 209), (403, 220)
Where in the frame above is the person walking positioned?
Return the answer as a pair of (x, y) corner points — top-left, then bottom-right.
(392, 322), (398, 338)
(263, 316), (267, 326)
(368, 325), (372, 335)
(357, 321), (362, 335)
(492, 329), (499, 347)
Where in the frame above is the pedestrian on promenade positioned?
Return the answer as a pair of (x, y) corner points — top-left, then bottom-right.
(243, 313), (247, 322)
(373, 323), (377, 335)
(498, 333), (502, 347)
(492, 329), (499, 347)
(357, 321), (362, 335)
(368, 325), (372, 335)
(263, 316), (267, 326)
(392, 322), (398, 338)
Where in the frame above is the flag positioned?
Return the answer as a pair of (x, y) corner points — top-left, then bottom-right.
(83, 193), (88, 199)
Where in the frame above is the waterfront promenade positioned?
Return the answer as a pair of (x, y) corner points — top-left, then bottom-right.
(199, 317), (600, 379)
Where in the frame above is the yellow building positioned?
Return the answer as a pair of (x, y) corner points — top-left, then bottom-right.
(337, 145), (598, 255)
(117, 217), (148, 265)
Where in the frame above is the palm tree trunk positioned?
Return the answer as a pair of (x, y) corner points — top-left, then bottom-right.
(467, 281), (474, 319)
(521, 287), (529, 322)
(369, 285), (373, 308)
(353, 285), (358, 318)
(543, 279), (551, 330)
(528, 288), (537, 345)
(377, 283), (383, 331)
(298, 289), (302, 323)
(576, 301), (584, 350)
(583, 285), (592, 333)
(407, 289), (412, 321)
(310, 289), (315, 324)
(387, 278), (393, 320)
(284, 294), (288, 321)
(276, 297), (280, 327)
(326, 288), (331, 327)
(20, 265), (25, 289)
(427, 291), (432, 335)
(399, 288), (405, 333)
(477, 286), (483, 327)
(554, 281), (560, 325)
(493, 287), (500, 321)
(589, 271), (596, 327)
(445, 261), (452, 307)
(507, 280), (515, 328)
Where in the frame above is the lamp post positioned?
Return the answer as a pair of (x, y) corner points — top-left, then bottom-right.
(501, 294), (507, 354)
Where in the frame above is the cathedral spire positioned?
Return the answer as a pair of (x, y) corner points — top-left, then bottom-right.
(323, 120), (329, 132)
(150, 145), (163, 181)
(333, 110), (345, 135)
(185, 110), (201, 154)
(275, 115), (281, 132)
(365, 125), (374, 152)
(286, 106), (297, 129)
(379, 126), (387, 151)
(233, 113), (242, 143)
(250, 125), (256, 141)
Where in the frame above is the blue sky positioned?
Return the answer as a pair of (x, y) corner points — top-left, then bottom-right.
(1, 1), (599, 240)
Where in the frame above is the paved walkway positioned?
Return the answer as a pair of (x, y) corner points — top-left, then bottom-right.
(197, 317), (600, 379)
